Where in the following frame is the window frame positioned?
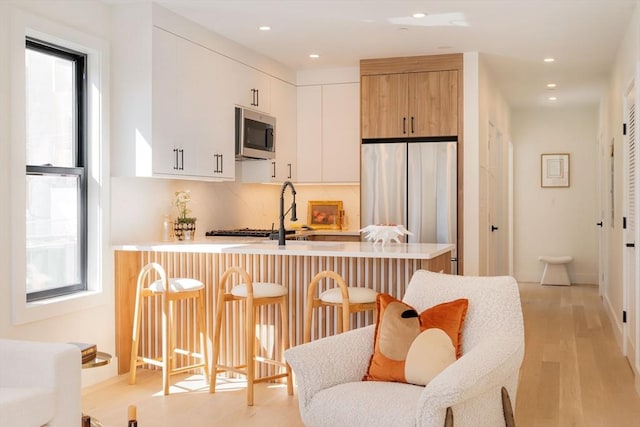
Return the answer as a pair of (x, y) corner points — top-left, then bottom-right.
(25, 37), (88, 302)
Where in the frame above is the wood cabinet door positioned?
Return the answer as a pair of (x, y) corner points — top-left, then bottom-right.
(361, 73), (408, 139)
(409, 70), (458, 137)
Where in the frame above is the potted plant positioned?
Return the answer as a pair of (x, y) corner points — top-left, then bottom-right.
(174, 190), (197, 240)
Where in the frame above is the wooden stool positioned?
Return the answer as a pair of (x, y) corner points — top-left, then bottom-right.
(209, 266), (293, 406)
(304, 270), (378, 343)
(129, 262), (210, 395)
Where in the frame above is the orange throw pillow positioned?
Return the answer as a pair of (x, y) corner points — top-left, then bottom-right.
(363, 293), (468, 386)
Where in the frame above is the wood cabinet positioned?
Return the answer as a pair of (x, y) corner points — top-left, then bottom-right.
(297, 82), (360, 183)
(361, 70), (458, 139)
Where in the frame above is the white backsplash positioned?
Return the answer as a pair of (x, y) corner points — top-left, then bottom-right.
(111, 177), (360, 243)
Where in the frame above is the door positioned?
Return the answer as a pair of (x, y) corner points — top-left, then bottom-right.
(408, 71), (458, 137)
(361, 143), (407, 227)
(623, 81), (638, 370)
(361, 74), (408, 139)
(486, 123), (506, 275)
(597, 133), (609, 297)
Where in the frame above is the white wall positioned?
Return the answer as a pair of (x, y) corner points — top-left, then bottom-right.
(512, 106), (599, 284)
(0, 0), (115, 386)
(463, 52), (512, 276)
(600, 4), (640, 360)
(110, 178), (360, 243)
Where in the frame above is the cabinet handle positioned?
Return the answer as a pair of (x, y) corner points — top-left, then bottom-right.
(411, 117), (415, 134)
(179, 149), (184, 170)
(403, 117), (407, 134)
(173, 148), (179, 170)
(256, 89), (259, 106)
(272, 161), (276, 178)
(287, 163), (292, 179)
(219, 154), (223, 173)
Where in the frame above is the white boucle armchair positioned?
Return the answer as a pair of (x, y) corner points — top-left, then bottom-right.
(284, 270), (524, 427)
(0, 339), (81, 427)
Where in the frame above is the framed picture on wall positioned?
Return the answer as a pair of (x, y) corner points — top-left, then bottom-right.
(308, 200), (343, 229)
(541, 153), (570, 187)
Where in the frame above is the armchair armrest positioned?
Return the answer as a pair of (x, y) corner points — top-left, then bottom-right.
(0, 339), (81, 427)
(416, 332), (525, 425)
(285, 325), (375, 412)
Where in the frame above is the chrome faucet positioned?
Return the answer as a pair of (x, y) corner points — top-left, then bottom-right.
(279, 181), (297, 245)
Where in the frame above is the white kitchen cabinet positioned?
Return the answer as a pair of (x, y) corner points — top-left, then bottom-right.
(231, 61), (272, 113)
(296, 83), (360, 183)
(152, 27), (235, 180)
(111, 10), (235, 180)
(270, 78), (297, 182)
(236, 77), (296, 183)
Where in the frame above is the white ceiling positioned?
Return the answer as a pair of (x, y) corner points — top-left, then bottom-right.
(109, 0), (638, 108)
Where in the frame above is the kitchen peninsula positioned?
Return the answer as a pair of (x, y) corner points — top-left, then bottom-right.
(114, 239), (453, 374)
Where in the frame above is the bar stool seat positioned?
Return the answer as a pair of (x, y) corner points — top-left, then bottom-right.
(231, 282), (288, 298)
(129, 263), (209, 395)
(210, 267), (293, 406)
(304, 270), (378, 343)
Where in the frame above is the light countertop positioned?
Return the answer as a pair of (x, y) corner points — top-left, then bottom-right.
(113, 238), (454, 260)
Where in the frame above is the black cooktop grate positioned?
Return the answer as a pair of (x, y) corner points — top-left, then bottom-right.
(205, 228), (294, 237)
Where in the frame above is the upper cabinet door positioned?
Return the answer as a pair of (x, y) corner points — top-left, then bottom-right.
(361, 73), (408, 139)
(231, 62), (272, 113)
(151, 26), (234, 180)
(409, 70), (458, 137)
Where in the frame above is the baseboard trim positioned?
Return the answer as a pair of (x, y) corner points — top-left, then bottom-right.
(603, 293), (623, 350)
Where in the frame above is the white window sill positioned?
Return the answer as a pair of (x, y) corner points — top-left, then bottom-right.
(13, 288), (106, 325)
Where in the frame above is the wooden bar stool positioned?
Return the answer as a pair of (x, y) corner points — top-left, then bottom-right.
(129, 262), (209, 395)
(209, 266), (293, 406)
(304, 270), (378, 343)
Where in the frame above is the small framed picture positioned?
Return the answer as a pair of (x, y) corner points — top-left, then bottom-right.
(541, 153), (570, 187)
(308, 200), (343, 229)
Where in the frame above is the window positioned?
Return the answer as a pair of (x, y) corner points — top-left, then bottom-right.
(25, 38), (87, 302)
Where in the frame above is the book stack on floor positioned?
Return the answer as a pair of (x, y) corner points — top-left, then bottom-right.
(70, 342), (97, 364)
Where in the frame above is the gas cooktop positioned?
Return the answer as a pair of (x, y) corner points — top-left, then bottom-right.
(205, 228), (295, 238)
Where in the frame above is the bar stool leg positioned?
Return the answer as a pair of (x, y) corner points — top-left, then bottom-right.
(280, 296), (293, 396)
(209, 281), (226, 394)
(196, 289), (210, 381)
(129, 277), (143, 385)
(246, 296), (256, 406)
(162, 294), (171, 396)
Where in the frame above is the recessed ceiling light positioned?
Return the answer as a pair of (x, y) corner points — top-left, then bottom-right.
(544, 57), (555, 63)
(309, 54), (320, 59)
(412, 12), (427, 18)
(548, 96), (557, 101)
(259, 26), (271, 31)
(547, 83), (557, 88)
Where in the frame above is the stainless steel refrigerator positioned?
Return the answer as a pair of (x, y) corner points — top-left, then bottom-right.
(361, 141), (457, 268)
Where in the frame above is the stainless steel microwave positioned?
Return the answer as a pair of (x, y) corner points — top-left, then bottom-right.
(235, 106), (276, 160)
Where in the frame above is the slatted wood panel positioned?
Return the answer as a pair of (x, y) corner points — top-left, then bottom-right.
(116, 250), (434, 376)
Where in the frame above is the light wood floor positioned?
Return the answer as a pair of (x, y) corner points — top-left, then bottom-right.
(82, 283), (640, 426)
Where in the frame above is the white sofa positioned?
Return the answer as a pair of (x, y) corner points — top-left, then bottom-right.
(0, 339), (81, 427)
(285, 270), (525, 427)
